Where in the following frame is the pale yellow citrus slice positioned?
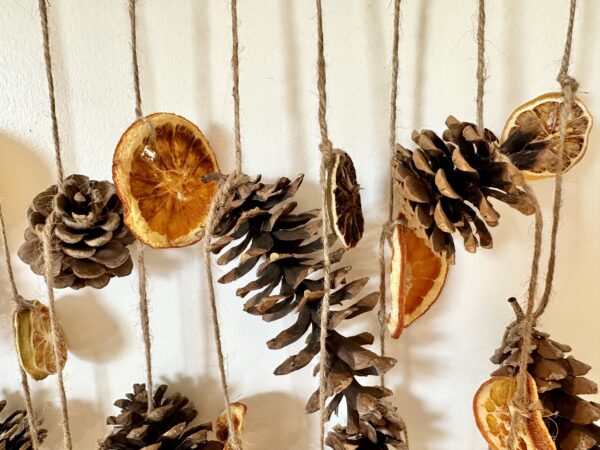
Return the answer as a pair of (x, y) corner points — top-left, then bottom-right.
(387, 223), (449, 338)
(14, 299), (67, 381)
(473, 375), (556, 450)
(500, 93), (592, 179)
(113, 113), (219, 248)
(216, 402), (248, 449)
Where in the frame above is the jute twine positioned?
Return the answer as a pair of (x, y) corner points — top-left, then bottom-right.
(476, 0), (486, 134)
(507, 1), (578, 448)
(128, 0), (154, 413)
(199, 1), (245, 448)
(314, 1), (335, 449)
(0, 202), (40, 449)
(377, 0), (402, 387)
(37, 0), (73, 447)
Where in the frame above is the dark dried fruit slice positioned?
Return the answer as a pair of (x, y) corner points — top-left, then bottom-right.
(501, 93), (592, 179)
(113, 113), (219, 248)
(327, 150), (364, 249)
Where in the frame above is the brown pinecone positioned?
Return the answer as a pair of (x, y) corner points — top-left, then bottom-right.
(393, 116), (535, 262)
(0, 400), (47, 449)
(18, 174), (135, 290)
(99, 384), (224, 450)
(491, 299), (600, 450)
(208, 172), (407, 449)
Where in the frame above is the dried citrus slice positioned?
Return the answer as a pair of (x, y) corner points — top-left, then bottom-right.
(216, 402), (247, 448)
(387, 223), (448, 338)
(113, 113), (219, 248)
(14, 299), (67, 381)
(327, 150), (364, 249)
(500, 93), (592, 179)
(474, 375), (556, 450)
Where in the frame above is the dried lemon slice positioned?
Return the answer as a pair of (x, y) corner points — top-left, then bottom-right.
(500, 93), (592, 179)
(113, 113), (219, 248)
(14, 299), (67, 381)
(327, 150), (364, 249)
(473, 375), (556, 450)
(387, 223), (448, 338)
(216, 402), (247, 449)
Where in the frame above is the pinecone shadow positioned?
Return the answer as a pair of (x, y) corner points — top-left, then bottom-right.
(56, 293), (126, 363)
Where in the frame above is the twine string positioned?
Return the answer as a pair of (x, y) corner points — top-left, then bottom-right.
(377, 0), (402, 387)
(38, 0), (64, 184)
(37, 1), (73, 447)
(0, 202), (40, 449)
(128, 0), (155, 413)
(476, 0), (486, 134)
(231, 0), (243, 172)
(203, 172), (243, 450)
(41, 216), (73, 449)
(315, 1), (334, 449)
(507, 2), (578, 447)
(196, 2), (247, 448)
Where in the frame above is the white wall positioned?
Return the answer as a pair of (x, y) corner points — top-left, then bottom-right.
(0, 1), (599, 449)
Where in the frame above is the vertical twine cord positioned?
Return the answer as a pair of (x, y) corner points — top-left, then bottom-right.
(315, 1), (334, 449)
(195, 2), (246, 448)
(42, 216), (73, 450)
(38, 0), (64, 184)
(37, 1), (73, 447)
(534, 0), (578, 319)
(0, 203), (40, 449)
(128, 0), (154, 413)
(203, 172), (243, 450)
(476, 0), (486, 134)
(377, 0), (402, 388)
(507, 2), (578, 448)
(231, 0), (243, 172)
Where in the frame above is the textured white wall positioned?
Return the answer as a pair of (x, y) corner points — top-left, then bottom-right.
(0, 1), (599, 449)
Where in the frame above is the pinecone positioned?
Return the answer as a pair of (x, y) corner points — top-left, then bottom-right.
(393, 116), (536, 262)
(208, 172), (407, 449)
(18, 174), (135, 290)
(0, 400), (47, 449)
(99, 384), (225, 450)
(491, 299), (600, 450)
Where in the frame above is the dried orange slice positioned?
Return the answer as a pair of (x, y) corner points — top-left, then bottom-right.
(387, 223), (448, 338)
(327, 150), (364, 249)
(500, 93), (592, 179)
(113, 113), (219, 248)
(14, 299), (67, 381)
(474, 375), (556, 450)
(216, 402), (247, 448)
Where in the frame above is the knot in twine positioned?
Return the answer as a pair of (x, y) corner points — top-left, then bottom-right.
(319, 140), (334, 159)
(558, 74), (579, 93)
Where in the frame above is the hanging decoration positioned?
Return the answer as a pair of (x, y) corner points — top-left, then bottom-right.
(203, 0), (408, 448)
(101, 2), (246, 449)
(18, 175), (135, 289)
(0, 400), (47, 449)
(112, 113), (219, 249)
(98, 384), (244, 449)
(473, 1), (599, 449)
(500, 93), (592, 179)
(0, 202), (46, 449)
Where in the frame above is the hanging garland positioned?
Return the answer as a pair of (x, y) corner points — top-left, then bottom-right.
(473, 1), (598, 449)
(0, 202), (46, 448)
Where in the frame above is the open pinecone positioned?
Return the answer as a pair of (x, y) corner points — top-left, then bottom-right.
(492, 299), (600, 450)
(0, 400), (47, 449)
(99, 384), (225, 450)
(393, 116), (536, 262)
(208, 172), (407, 449)
(18, 174), (135, 290)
